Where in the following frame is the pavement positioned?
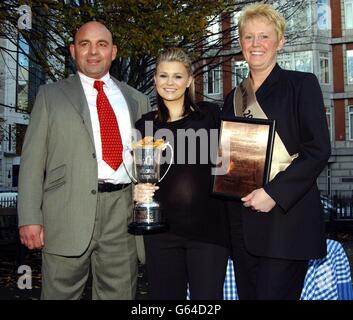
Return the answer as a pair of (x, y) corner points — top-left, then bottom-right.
(0, 235), (352, 300)
(0, 244), (149, 300)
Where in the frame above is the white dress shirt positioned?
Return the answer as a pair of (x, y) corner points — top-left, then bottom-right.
(78, 71), (132, 184)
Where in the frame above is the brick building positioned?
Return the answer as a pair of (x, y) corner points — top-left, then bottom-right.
(196, 0), (353, 196)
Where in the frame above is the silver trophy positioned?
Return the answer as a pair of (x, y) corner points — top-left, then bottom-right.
(123, 137), (173, 234)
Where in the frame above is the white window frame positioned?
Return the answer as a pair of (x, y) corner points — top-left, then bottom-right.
(319, 52), (330, 84)
(344, 0), (353, 29)
(205, 65), (221, 95)
(349, 106), (353, 140)
(326, 107), (333, 142)
(347, 50), (353, 84)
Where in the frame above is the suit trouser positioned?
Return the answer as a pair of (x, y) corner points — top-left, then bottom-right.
(227, 202), (308, 300)
(41, 185), (138, 300)
(144, 232), (229, 300)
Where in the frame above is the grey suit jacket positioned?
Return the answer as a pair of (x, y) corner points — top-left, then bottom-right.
(18, 74), (149, 261)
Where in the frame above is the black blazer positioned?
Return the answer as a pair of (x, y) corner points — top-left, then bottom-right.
(222, 64), (331, 260)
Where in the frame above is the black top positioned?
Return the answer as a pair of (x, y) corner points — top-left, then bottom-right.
(135, 103), (229, 248)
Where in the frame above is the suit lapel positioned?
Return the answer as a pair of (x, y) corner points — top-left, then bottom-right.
(59, 74), (95, 145)
(59, 75), (138, 147)
(255, 64), (282, 107)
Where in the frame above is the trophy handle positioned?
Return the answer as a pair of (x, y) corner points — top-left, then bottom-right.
(122, 147), (137, 183)
(158, 142), (173, 183)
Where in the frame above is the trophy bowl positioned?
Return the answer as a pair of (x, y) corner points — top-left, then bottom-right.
(123, 137), (173, 235)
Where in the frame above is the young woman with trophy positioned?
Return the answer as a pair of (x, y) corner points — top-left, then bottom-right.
(132, 48), (230, 300)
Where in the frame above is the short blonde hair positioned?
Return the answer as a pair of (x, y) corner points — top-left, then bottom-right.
(238, 3), (285, 40)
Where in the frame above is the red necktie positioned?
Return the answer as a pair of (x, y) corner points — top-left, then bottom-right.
(94, 80), (123, 170)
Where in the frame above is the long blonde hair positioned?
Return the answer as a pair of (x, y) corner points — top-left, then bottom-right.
(155, 48), (199, 122)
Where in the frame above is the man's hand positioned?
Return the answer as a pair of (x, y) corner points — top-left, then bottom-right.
(19, 224), (44, 250)
(241, 188), (276, 213)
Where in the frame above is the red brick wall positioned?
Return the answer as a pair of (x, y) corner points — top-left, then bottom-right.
(331, 0), (350, 142)
(332, 45), (344, 93)
(331, 0), (342, 38)
(222, 12), (231, 50)
(334, 100), (346, 141)
(222, 59), (232, 98)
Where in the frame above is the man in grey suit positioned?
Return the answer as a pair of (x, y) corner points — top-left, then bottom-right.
(17, 21), (150, 299)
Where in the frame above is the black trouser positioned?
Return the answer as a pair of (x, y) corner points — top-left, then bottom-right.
(227, 202), (308, 300)
(144, 232), (229, 300)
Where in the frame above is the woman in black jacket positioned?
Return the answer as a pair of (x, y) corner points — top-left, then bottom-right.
(222, 3), (331, 300)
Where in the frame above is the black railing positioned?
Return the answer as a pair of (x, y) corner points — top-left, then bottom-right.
(0, 200), (18, 245)
(321, 192), (353, 238)
(321, 193), (353, 220)
(0, 197), (17, 208)
(0, 197), (26, 267)
(0, 196), (18, 243)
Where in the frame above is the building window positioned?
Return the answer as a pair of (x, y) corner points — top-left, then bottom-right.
(277, 53), (292, 70)
(317, 0), (331, 30)
(16, 35), (29, 112)
(349, 106), (353, 140)
(0, 118), (4, 150)
(206, 65), (221, 95)
(15, 123), (27, 155)
(319, 52), (330, 84)
(205, 16), (221, 47)
(234, 61), (248, 87)
(277, 51), (313, 73)
(232, 11), (241, 39)
(326, 107), (333, 141)
(8, 124), (12, 152)
(345, 0), (353, 29)
(284, 1), (312, 33)
(294, 52), (313, 72)
(347, 50), (353, 84)
(326, 166), (331, 196)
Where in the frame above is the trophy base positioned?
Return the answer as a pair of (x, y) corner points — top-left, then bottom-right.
(128, 222), (168, 235)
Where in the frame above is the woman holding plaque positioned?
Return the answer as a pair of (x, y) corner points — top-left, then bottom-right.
(134, 48), (230, 300)
(222, 3), (331, 300)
